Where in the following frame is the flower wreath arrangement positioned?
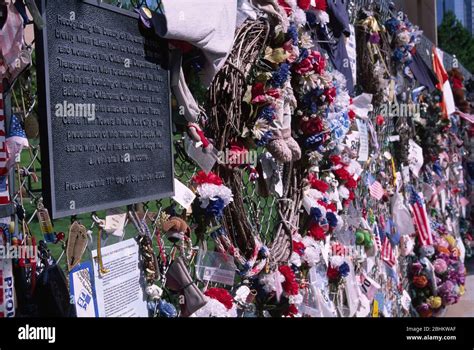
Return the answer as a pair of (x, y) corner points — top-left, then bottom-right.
(135, 2), (471, 318)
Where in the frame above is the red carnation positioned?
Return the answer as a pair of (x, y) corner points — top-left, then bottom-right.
(293, 240), (306, 256)
(278, 265), (299, 296)
(300, 117), (323, 135)
(310, 50), (326, 74)
(204, 288), (234, 310)
(326, 203), (337, 212)
(348, 191), (355, 201)
(283, 304), (299, 317)
(329, 155), (342, 165)
(333, 167), (351, 181)
(324, 87), (336, 104)
(295, 57), (314, 75)
(266, 88), (280, 99)
(252, 83), (280, 104)
(348, 109), (356, 120)
(314, 0), (327, 11)
(345, 176), (358, 189)
(192, 171), (223, 186)
(298, 0), (311, 10)
(308, 174), (329, 192)
(317, 200), (328, 209)
(308, 223), (326, 241)
(251, 82), (265, 101)
(327, 266), (340, 281)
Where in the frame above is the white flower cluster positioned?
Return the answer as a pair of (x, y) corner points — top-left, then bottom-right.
(291, 233), (322, 267)
(192, 297), (238, 318)
(196, 183), (234, 208)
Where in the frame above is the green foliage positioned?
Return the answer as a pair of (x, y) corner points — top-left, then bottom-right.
(438, 11), (474, 73)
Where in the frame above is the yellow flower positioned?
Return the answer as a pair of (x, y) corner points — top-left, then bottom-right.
(460, 285), (465, 296)
(444, 235), (456, 248)
(264, 47), (290, 64)
(428, 296), (442, 309)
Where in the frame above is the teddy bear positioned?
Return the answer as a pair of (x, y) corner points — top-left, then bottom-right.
(448, 68), (471, 113)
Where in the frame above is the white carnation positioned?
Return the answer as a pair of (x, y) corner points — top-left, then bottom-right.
(192, 297), (237, 318)
(197, 183), (233, 207)
(303, 246), (321, 266)
(330, 255), (345, 267)
(289, 252), (302, 267)
(338, 185), (350, 199)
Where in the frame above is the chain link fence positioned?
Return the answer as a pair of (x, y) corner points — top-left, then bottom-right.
(9, 0), (471, 259)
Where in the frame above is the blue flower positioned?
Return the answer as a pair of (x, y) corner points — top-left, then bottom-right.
(287, 24), (298, 45)
(158, 300), (178, 318)
(305, 134), (324, 149)
(393, 48), (405, 62)
(206, 197), (225, 219)
(302, 88), (324, 114)
(433, 161), (443, 178)
(298, 48), (309, 63)
(256, 131), (273, 146)
(326, 212), (338, 228)
(271, 63), (291, 88)
(385, 18), (400, 34)
(310, 207), (322, 221)
(306, 11), (317, 26)
(339, 262), (350, 277)
(147, 300), (157, 313)
(259, 105), (276, 122)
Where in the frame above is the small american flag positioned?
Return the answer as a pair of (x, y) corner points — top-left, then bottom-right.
(0, 85), (9, 206)
(409, 187), (433, 246)
(369, 181), (384, 200)
(381, 237), (396, 267)
(373, 224), (382, 252)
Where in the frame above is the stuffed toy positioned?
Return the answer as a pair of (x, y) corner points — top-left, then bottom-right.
(448, 68), (470, 113)
(162, 216), (191, 243)
(267, 80), (301, 163)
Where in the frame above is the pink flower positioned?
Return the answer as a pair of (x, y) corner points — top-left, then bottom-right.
(433, 258), (448, 275)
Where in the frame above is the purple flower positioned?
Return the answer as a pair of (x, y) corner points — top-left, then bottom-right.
(433, 258), (447, 275)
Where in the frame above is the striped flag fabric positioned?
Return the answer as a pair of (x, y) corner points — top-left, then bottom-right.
(381, 236), (396, 267)
(409, 187), (434, 246)
(0, 177), (9, 206)
(0, 85), (7, 175)
(0, 85), (9, 205)
(432, 47), (456, 118)
(6, 114), (28, 169)
(369, 181), (384, 200)
(373, 224), (382, 252)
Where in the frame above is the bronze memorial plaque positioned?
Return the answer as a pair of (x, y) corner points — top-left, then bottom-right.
(36, 0), (173, 218)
